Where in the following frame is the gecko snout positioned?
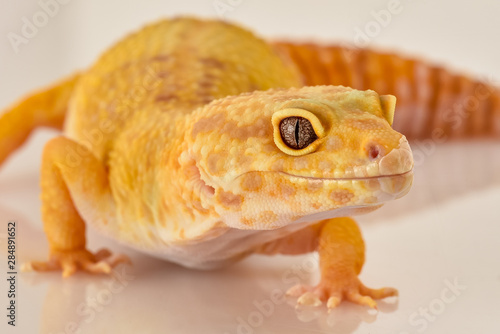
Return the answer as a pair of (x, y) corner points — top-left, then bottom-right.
(362, 137), (413, 176)
(377, 137), (414, 176)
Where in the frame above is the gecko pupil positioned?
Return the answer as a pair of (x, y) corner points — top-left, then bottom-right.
(279, 117), (318, 149)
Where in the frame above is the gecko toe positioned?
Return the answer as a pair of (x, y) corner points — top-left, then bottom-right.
(359, 284), (398, 299)
(22, 260), (60, 272)
(346, 291), (378, 309)
(297, 292), (322, 307)
(94, 248), (113, 261)
(326, 296), (341, 311)
(286, 284), (311, 297)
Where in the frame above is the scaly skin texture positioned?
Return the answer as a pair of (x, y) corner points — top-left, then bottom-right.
(0, 18), (418, 309)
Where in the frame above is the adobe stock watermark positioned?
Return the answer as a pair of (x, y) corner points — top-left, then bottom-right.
(341, 0), (417, 61)
(7, 0), (73, 54)
(399, 277), (466, 333)
(213, 0), (244, 18)
(353, 0), (403, 48)
(410, 76), (497, 166)
(224, 254), (319, 334)
(49, 266), (135, 334)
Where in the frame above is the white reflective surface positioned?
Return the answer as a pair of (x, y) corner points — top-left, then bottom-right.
(1, 1), (500, 333)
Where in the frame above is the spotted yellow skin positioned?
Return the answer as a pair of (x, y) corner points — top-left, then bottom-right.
(0, 18), (413, 309)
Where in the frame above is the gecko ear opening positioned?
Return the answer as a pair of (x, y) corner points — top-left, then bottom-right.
(379, 95), (396, 126)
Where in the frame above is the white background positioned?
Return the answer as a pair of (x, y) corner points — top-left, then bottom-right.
(1, 0), (499, 333)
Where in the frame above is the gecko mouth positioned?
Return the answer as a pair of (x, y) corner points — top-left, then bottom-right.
(277, 169), (413, 181)
(279, 168), (413, 199)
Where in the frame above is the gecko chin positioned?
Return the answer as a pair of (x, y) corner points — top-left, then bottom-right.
(288, 169), (414, 224)
(218, 168), (413, 230)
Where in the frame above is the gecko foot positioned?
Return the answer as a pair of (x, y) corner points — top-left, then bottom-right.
(286, 275), (397, 311)
(22, 248), (131, 278)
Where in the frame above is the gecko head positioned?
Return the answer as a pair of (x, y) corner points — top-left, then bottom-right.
(183, 85), (413, 230)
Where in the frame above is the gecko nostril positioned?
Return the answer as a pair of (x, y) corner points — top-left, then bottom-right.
(367, 144), (382, 160)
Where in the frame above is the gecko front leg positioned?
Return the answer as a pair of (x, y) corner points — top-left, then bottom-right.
(258, 217), (397, 310)
(23, 137), (129, 277)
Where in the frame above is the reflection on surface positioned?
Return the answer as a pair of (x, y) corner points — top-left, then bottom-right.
(366, 141), (500, 222)
(28, 253), (398, 334)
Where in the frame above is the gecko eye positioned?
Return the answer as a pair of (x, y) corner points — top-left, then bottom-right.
(279, 117), (318, 149)
(272, 108), (324, 156)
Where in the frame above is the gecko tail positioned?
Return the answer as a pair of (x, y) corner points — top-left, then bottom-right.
(272, 41), (500, 140)
(0, 73), (80, 167)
